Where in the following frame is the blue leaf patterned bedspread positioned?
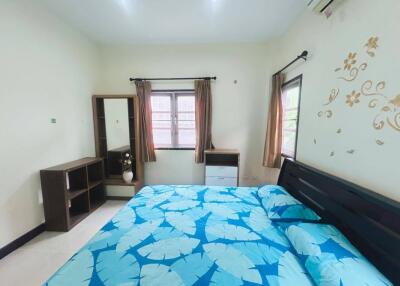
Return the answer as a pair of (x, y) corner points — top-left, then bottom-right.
(44, 185), (314, 286)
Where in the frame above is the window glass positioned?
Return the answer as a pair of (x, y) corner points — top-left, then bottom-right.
(281, 78), (301, 158)
(151, 92), (196, 149)
(151, 95), (172, 148)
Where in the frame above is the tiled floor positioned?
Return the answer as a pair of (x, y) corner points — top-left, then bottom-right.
(0, 200), (125, 286)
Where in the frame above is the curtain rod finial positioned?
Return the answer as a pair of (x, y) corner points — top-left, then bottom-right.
(300, 50), (309, 60)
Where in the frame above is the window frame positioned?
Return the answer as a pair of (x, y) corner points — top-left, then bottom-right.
(281, 74), (302, 159)
(151, 89), (196, 150)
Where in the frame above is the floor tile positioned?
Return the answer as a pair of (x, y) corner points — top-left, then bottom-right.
(0, 200), (125, 286)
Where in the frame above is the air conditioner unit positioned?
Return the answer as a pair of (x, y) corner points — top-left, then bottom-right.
(307, 0), (335, 13)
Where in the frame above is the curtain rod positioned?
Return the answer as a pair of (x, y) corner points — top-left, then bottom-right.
(273, 50), (308, 76)
(129, 76), (217, 82)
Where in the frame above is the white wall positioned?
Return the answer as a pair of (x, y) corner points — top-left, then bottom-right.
(0, 0), (98, 247)
(96, 43), (281, 187)
(274, 0), (400, 201)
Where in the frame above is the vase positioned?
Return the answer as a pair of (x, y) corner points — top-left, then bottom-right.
(122, 170), (134, 183)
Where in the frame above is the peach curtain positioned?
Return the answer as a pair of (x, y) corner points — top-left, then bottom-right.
(135, 80), (156, 162)
(195, 79), (213, 163)
(263, 73), (285, 168)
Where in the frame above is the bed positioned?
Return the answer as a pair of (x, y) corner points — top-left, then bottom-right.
(44, 159), (400, 285)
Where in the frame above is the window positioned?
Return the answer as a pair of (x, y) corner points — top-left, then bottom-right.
(151, 91), (196, 149)
(281, 75), (302, 158)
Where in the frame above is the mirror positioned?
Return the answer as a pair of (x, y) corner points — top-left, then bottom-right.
(93, 95), (142, 188)
(104, 99), (131, 181)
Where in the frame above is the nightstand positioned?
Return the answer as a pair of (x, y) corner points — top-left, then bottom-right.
(204, 149), (240, 186)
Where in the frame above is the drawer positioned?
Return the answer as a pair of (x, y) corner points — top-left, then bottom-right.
(206, 166), (238, 178)
(205, 176), (237, 187)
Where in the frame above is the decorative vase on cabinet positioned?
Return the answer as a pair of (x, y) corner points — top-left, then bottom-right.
(123, 170), (134, 183)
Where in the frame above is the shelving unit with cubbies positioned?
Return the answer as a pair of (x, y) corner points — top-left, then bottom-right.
(40, 157), (105, 231)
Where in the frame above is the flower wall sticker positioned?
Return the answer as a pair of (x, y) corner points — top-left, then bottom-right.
(365, 37), (379, 57)
(317, 36), (399, 153)
(318, 89), (338, 119)
(344, 53), (357, 70)
(346, 90), (361, 107)
(324, 88), (340, 105)
(317, 110), (333, 118)
(337, 62), (368, 82)
(390, 95), (400, 107)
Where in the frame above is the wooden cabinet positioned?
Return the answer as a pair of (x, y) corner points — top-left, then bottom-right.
(204, 149), (240, 186)
(40, 157), (105, 231)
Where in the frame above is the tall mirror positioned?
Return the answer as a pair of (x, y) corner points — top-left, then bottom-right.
(104, 99), (131, 180)
(92, 95), (143, 188)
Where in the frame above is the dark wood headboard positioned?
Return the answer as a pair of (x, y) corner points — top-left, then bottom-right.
(277, 158), (400, 284)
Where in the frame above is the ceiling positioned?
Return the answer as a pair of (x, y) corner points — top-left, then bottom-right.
(39, 0), (309, 45)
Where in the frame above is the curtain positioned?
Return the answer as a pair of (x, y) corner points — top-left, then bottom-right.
(263, 73), (285, 168)
(135, 80), (156, 162)
(195, 79), (213, 163)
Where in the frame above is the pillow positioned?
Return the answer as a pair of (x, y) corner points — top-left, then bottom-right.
(256, 185), (320, 221)
(280, 222), (393, 286)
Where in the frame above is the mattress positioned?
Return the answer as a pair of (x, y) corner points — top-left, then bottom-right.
(44, 185), (315, 286)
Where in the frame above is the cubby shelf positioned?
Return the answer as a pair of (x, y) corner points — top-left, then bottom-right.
(40, 157), (105, 231)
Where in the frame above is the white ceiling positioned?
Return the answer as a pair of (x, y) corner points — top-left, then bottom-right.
(39, 0), (309, 45)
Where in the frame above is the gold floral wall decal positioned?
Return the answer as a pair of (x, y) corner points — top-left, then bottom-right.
(368, 99), (379, 108)
(357, 80), (400, 132)
(369, 97), (400, 132)
(317, 110), (333, 118)
(387, 113), (400, 131)
(365, 37), (379, 57)
(373, 114), (385, 130)
(344, 53), (357, 70)
(318, 89), (339, 117)
(323, 89), (340, 105)
(316, 36), (399, 154)
(389, 95), (400, 107)
(346, 90), (361, 107)
(361, 80), (386, 97)
(337, 62), (368, 82)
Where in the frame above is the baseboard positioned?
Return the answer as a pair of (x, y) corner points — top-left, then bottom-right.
(0, 223), (45, 260)
(106, 196), (131, 201)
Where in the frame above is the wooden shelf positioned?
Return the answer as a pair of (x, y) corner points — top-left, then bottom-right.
(68, 188), (88, 200)
(89, 183), (106, 211)
(90, 199), (105, 212)
(105, 178), (138, 186)
(40, 157), (105, 232)
(69, 210), (88, 227)
(89, 180), (103, 189)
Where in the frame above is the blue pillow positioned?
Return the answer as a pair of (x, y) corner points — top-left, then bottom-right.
(280, 222), (393, 286)
(257, 185), (320, 221)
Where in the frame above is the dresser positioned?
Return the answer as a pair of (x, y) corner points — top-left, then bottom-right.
(204, 149), (240, 186)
